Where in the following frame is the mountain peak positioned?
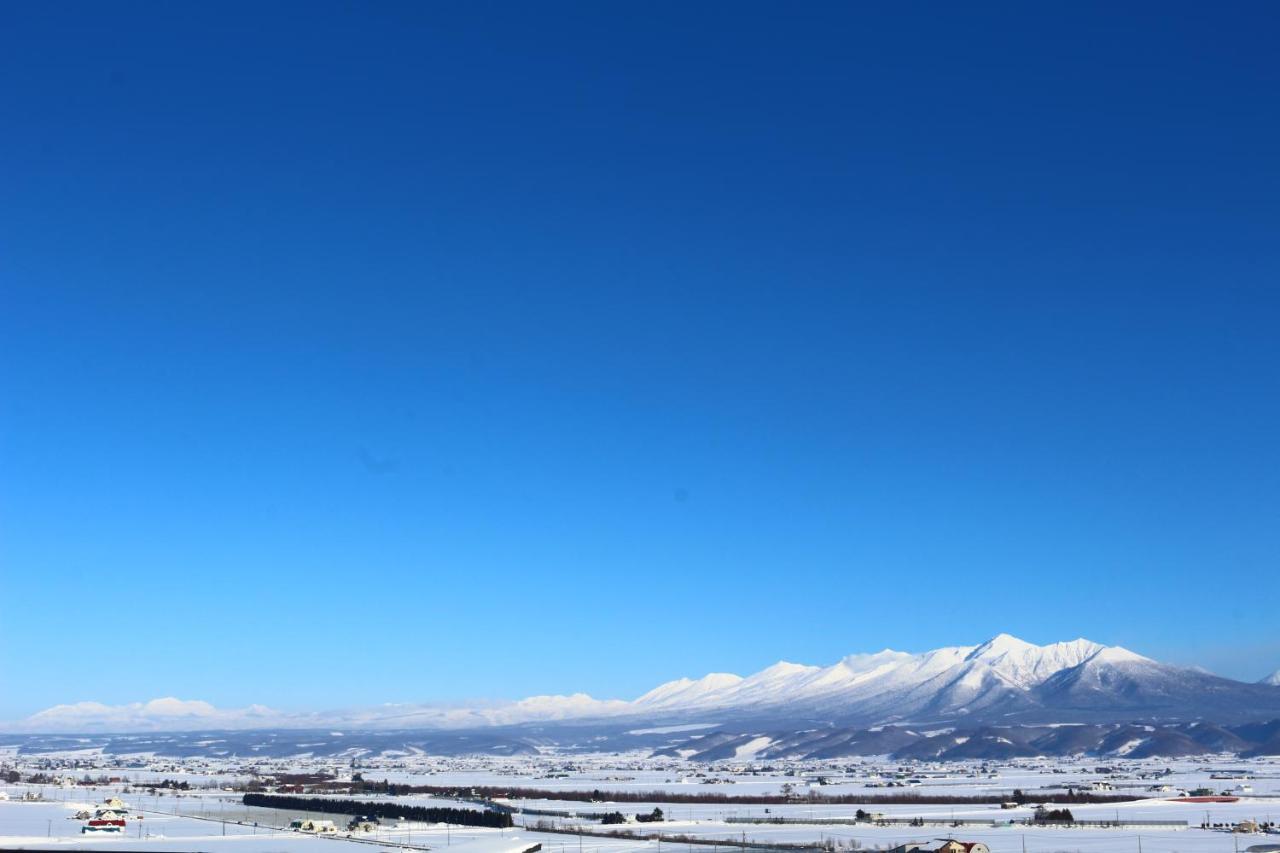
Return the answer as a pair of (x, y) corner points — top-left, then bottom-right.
(1085, 645), (1151, 665)
(1258, 669), (1280, 686)
(959, 634), (1111, 688)
(969, 633), (1036, 656)
(760, 660), (819, 676)
(633, 672), (744, 707)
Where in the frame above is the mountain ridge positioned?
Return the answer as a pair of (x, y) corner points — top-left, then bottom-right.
(10, 634), (1280, 734)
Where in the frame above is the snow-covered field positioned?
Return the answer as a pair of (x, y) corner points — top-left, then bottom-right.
(3, 750), (1278, 853)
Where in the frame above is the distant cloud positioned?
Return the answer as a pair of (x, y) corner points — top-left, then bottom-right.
(12, 697), (288, 733)
(5, 693), (631, 734)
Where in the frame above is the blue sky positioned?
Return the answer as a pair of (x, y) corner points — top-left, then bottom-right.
(2, 2), (1279, 720)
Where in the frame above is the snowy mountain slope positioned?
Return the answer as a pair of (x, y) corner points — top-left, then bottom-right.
(12, 633), (1280, 733)
(1031, 649), (1280, 720)
(633, 673), (744, 709)
(623, 634), (1255, 727)
(665, 637), (1280, 726)
(965, 634), (1110, 686)
(1261, 670), (1280, 686)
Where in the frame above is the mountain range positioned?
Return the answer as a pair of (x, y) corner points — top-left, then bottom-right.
(621, 633), (1280, 727)
(9, 634), (1280, 737)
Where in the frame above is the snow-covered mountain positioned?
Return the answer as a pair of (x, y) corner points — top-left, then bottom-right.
(1260, 670), (1280, 687)
(11, 634), (1280, 733)
(635, 634), (1130, 721)
(624, 633), (1280, 725)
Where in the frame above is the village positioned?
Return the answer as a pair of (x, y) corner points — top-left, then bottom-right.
(3, 747), (1280, 853)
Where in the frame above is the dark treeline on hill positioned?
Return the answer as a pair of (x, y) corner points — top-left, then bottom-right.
(322, 784), (1136, 806)
(241, 794), (514, 828)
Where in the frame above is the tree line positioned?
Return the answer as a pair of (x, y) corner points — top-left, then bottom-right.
(600, 808), (664, 824)
(241, 793), (514, 828)
(328, 783), (1136, 807)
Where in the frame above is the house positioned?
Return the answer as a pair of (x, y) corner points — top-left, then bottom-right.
(290, 819), (338, 833)
(888, 844), (927, 853)
(103, 796), (128, 810)
(936, 841), (990, 853)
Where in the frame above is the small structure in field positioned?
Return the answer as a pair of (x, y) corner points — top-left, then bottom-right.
(936, 841), (990, 853)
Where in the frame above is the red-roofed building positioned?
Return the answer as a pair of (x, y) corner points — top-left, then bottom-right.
(937, 840), (990, 853)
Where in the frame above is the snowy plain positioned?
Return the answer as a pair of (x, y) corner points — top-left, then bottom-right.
(3, 746), (1280, 853)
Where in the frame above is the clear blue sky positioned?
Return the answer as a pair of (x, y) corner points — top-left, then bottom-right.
(2, 2), (1279, 720)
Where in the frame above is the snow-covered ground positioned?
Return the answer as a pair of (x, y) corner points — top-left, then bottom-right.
(3, 752), (1279, 853)
(0, 797), (542, 853)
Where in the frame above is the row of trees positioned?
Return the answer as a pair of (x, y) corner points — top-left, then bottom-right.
(242, 793), (514, 829)
(361, 783), (1135, 807)
(534, 822), (839, 851)
(1011, 788), (1118, 804)
(584, 808), (666, 825)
